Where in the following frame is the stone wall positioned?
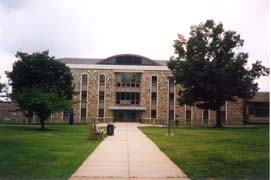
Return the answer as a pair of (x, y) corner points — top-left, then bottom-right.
(52, 68), (246, 126)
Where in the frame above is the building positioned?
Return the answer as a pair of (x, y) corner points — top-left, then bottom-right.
(247, 92), (269, 124)
(0, 101), (25, 123)
(54, 54), (268, 126)
(0, 54), (269, 125)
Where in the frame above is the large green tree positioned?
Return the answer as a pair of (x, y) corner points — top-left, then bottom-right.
(168, 20), (269, 127)
(7, 51), (74, 129)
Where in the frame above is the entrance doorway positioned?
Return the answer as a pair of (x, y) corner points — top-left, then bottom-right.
(113, 110), (142, 122)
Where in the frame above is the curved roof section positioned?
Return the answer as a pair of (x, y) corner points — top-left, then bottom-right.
(97, 54), (161, 66)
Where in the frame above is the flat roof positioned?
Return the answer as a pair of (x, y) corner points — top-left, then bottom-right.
(109, 106), (146, 111)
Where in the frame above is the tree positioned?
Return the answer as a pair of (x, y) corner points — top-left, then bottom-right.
(7, 51), (74, 129)
(0, 76), (5, 94)
(168, 20), (269, 127)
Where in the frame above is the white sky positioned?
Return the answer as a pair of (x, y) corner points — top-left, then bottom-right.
(0, 0), (269, 91)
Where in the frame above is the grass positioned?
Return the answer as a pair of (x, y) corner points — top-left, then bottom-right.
(140, 125), (269, 180)
(0, 124), (102, 180)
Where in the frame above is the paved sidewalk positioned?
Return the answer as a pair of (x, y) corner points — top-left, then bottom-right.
(70, 123), (189, 180)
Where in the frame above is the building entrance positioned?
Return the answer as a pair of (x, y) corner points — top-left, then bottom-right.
(113, 110), (142, 122)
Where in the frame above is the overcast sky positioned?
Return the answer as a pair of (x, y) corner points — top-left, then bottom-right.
(0, 0), (269, 91)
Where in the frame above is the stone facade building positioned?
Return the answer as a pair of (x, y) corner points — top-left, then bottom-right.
(53, 54), (268, 126)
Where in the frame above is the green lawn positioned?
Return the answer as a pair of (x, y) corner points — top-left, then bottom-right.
(140, 126), (269, 180)
(0, 124), (102, 180)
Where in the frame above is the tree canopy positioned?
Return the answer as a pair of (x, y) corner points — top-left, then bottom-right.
(7, 50), (74, 129)
(0, 77), (5, 94)
(168, 20), (269, 127)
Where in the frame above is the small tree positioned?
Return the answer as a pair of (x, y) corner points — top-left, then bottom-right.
(168, 20), (269, 127)
(7, 51), (74, 129)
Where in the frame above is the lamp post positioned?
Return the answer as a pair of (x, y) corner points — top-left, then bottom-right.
(167, 76), (171, 136)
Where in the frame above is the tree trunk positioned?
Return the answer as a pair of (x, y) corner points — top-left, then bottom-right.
(40, 116), (46, 130)
(215, 108), (223, 128)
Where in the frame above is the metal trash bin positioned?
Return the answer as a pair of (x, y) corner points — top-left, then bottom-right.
(107, 124), (114, 136)
(69, 112), (74, 125)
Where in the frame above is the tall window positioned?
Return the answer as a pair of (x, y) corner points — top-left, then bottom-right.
(152, 76), (157, 85)
(81, 91), (87, 101)
(151, 110), (157, 119)
(186, 105), (192, 124)
(203, 109), (209, 124)
(151, 75), (158, 121)
(63, 112), (69, 122)
(82, 74), (88, 86)
(99, 74), (105, 86)
(151, 92), (157, 101)
(98, 108), (104, 117)
(81, 74), (88, 122)
(98, 74), (105, 121)
(99, 91), (104, 100)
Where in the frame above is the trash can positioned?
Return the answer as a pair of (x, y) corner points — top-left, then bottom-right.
(69, 112), (74, 125)
(107, 124), (114, 136)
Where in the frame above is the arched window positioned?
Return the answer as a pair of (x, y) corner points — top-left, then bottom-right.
(99, 74), (105, 86)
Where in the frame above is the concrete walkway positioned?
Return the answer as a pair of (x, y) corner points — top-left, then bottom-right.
(70, 123), (190, 180)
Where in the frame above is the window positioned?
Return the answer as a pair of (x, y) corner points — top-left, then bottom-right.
(116, 92), (120, 104)
(116, 92), (140, 105)
(98, 109), (104, 117)
(152, 76), (157, 84)
(135, 93), (140, 104)
(186, 110), (191, 120)
(81, 108), (86, 121)
(203, 109), (209, 120)
(99, 91), (104, 100)
(169, 93), (174, 101)
(116, 56), (142, 65)
(151, 110), (157, 119)
(81, 91), (87, 101)
(151, 92), (157, 101)
(99, 74), (105, 86)
(186, 105), (192, 124)
(254, 102), (269, 117)
(169, 110), (174, 120)
(63, 112), (69, 122)
(115, 73), (141, 88)
(82, 74), (88, 85)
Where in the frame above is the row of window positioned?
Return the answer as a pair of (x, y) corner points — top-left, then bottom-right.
(115, 56), (143, 65)
(185, 108), (225, 124)
(116, 92), (140, 105)
(115, 73), (141, 87)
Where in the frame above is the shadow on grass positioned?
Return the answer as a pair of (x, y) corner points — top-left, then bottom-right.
(0, 125), (56, 132)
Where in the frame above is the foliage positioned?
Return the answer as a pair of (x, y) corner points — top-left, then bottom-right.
(0, 124), (101, 180)
(0, 76), (5, 94)
(168, 20), (269, 127)
(6, 50), (74, 129)
(140, 126), (269, 180)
